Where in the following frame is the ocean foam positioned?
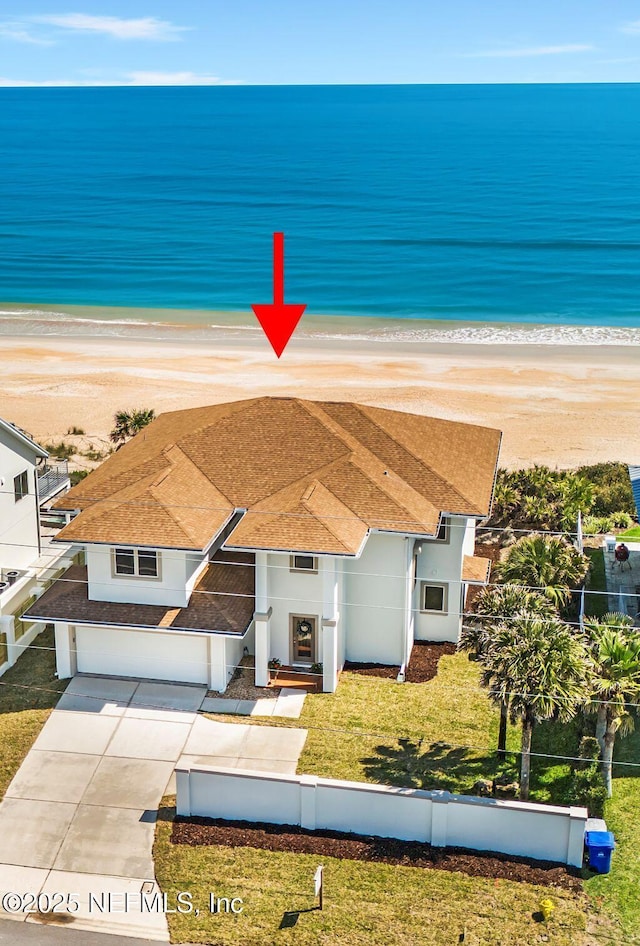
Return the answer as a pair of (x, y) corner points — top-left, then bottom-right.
(1, 307), (639, 346)
(311, 323), (640, 346)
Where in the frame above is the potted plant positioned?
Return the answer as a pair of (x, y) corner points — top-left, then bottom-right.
(268, 657), (281, 681)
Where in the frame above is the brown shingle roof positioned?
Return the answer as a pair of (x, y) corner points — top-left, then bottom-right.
(462, 555), (492, 584)
(23, 552), (255, 634)
(53, 397), (501, 554)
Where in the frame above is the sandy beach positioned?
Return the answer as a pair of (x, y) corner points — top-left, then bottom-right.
(0, 325), (638, 469)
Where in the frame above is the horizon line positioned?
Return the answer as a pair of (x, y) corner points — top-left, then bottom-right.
(2, 79), (640, 89)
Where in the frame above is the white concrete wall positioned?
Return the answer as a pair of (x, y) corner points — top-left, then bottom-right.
(176, 766), (588, 868)
(86, 545), (206, 608)
(413, 515), (472, 643)
(343, 533), (407, 665)
(0, 430), (41, 570)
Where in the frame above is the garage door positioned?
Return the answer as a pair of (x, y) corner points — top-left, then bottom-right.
(75, 626), (209, 685)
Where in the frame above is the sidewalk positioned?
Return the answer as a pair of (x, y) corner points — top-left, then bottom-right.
(603, 542), (640, 619)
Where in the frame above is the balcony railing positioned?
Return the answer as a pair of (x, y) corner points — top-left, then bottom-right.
(37, 460), (70, 503)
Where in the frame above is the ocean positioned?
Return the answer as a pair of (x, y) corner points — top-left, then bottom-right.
(2, 83), (640, 341)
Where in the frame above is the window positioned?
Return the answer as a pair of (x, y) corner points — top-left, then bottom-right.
(14, 470), (28, 502)
(421, 582), (448, 613)
(138, 550), (159, 577)
(113, 548), (160, 579)
(114, 549), (135, 575)
(290, 555), (318, 573)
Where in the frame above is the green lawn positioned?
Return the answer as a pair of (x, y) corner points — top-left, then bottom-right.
(0, 625), (68, 797)
(584, 727), (640, 946)
(617, 526), (640, 541)
(163, 649), (640, 944)
(292, 653), (523, 792)
(154, 799), (592, 946)
(584, 547), (608, 619)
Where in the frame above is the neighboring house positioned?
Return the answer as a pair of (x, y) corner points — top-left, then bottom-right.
(24, 398), (501, 692)
(629, 465), (640, 521)
(0, 418), (49, 574)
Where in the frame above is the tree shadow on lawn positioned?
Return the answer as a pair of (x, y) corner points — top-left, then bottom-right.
(361, 737), (517, 794)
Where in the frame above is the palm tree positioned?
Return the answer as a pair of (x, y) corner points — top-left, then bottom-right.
(110, 408), (156, 445)
(558, 476), (594, 531)
(584, 613), (634, 750)
(479, 615), (590, 800)
(585, 616), (640, 796)
(491, 478), (520, 524)
(496, 534), (589, 608)
(461, 586), (557, 759)
(520, 495), (555, 530)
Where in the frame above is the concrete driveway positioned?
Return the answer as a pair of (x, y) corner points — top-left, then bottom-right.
(0, 675), (307, 940)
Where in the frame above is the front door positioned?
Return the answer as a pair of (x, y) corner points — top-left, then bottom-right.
(291, 615), (317, 666)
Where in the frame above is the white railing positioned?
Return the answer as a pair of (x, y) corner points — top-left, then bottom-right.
(37, 460), (70, 503)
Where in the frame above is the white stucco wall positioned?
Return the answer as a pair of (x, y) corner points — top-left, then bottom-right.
(462, 517), (476, 557)
(176, 766), (588, 868)
(225, 624), (254, 686)
(266, 553), (324, 666)
(343, 532), (407, 665)
(413, 515), (473, 643)
(0, 429), (41, 571)
(86, 545), (207, 607)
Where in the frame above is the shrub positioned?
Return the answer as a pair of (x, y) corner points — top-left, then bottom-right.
(583, 511), (633, 536)
(610, 511), (633, 530)
(489, 462), (636, 536)
(44, 441), (75, 460)
(82, 447), (109, 462)
(70, 470), (89, 486)
(568, 736), (607, 818)
(66, 425), (85, 435)
(490, 466), (594, 533)
(577, 462), (636, 517)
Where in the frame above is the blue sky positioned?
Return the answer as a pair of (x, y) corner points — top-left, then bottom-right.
(2, 1), (640, 85)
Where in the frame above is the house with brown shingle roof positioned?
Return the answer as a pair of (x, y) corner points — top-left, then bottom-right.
(24, 397), (501, 692)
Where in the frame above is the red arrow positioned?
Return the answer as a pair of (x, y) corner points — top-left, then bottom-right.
(251, 232), (307, 358)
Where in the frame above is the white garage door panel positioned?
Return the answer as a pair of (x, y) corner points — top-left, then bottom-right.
(76, 626), (208, 685)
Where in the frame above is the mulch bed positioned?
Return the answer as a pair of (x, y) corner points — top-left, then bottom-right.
(344, 642), (457, 683)
(404, 641), (456, 683)
(172, 816), (581, 891)
(343, 660), (399, 679)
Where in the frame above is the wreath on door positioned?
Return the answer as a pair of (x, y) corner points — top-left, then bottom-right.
(295, 620), (313, 639)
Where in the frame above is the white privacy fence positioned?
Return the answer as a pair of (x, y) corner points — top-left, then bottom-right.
(176, 765), (587, 868)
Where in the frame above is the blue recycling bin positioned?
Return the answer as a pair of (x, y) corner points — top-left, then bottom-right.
(585, 830), (615, 874)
